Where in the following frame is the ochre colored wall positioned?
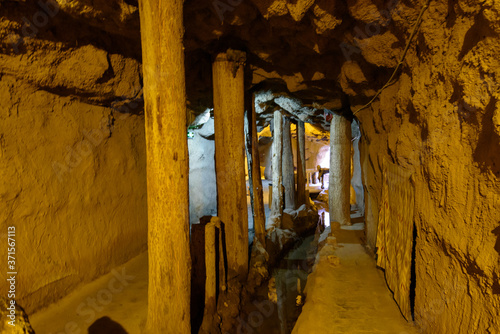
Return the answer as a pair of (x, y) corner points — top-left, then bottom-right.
(0, 71), (147, 314)
(352, 1), (500, 330)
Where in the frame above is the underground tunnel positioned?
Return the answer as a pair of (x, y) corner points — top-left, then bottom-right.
(0, 0), (499, 333)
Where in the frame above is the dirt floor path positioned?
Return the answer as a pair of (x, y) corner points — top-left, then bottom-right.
(30, 252), (148, 334)
(292, 222), (419, 334)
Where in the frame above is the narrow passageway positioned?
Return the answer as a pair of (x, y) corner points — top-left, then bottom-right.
(3, 1), (499, 333)
(293, 213), (418, 334)
(241, 180), (415, 334)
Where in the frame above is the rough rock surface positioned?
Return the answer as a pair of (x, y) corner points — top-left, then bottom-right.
(352, 1), (500, 332)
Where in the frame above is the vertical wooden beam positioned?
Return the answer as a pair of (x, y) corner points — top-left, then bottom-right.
(296, 120), (306, 206)
(282, 116), (295, 209)
(213, 50), (248, 280)
(271, 110), (284, 219)
(276, 271), (288, 334)
(138, 0), (190, 332)
(329, 112), (352, 226)
(200, 217), (221, 332)
(245, 93), (266, 246)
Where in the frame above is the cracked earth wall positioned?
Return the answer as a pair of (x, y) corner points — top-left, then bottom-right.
(350, 1), (500, 332)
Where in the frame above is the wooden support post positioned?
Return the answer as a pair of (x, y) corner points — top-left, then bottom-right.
(271, 110), (284, 220)
(213, 50), (248, 280)
(139, 0), (191, 332)
(276, 271), (288, 334)
(245, 93), (266, 246)
(296, 120), (306, 206)
(200, 217), (221, 332)
(205, 219), (217, 313)
(282, 116), (295, 209)
(329, 112), (352, 226)
(218, 221), (227, 292)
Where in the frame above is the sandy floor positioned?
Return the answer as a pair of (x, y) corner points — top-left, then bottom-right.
(31, 182), (414, 334)
(30, 252), (148, 333)
(292, 223), (419, 334)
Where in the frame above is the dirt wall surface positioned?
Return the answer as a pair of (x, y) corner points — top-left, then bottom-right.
(347, 1), (500, 331)
(0, 75), (147, 314)
(0, 3), (147, 314)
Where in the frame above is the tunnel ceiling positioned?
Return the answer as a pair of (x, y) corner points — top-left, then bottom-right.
(184, 0), (418, 128)
(1, 0), (440, 129)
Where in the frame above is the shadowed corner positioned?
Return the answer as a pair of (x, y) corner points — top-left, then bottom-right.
(492, 225), (500, 257)
(88, 316), (128, 334)
(492, 225), (500, 295)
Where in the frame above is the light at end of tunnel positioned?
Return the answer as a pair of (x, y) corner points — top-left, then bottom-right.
(317, 146), (331, 168)
(319, 209), (330, 228)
